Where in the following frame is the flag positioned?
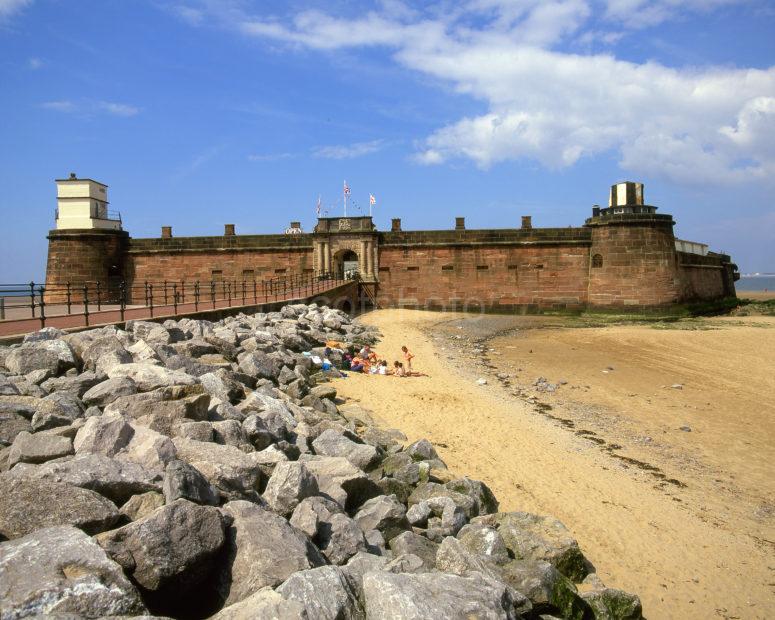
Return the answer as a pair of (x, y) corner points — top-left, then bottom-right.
(316, 194), (321, 216)
(369, 193), (376, 206)
(344, 180), (351, 196)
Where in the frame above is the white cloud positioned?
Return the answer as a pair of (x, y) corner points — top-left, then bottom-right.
(313, 140), (384, 159)
(97, 101), (140, 117)
(0, 0), (31, 20)
(40, 100), (76, 112)
(247, 152), (295, 162)
(27, 57), (43, 69)
(40, 99), (140, 117)
(172, 0), (775, 185)
(603, 0), (745, 28)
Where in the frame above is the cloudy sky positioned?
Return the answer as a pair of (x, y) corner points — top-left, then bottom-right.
(0, 0), (773, 280)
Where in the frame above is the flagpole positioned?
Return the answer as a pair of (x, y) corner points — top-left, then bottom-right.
(343, 181), (347, 217)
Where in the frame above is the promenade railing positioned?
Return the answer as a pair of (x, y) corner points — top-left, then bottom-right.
(0, 270), (345, 331)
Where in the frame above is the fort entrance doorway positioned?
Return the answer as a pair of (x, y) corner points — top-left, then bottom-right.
(334, 249), (359, 278)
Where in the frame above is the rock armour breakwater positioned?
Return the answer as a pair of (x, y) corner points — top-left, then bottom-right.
(0, 305), (641, 619)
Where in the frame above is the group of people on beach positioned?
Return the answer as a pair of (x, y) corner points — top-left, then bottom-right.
(324, 341), (421, 377)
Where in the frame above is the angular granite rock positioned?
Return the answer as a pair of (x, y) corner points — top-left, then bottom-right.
(0, 475), (120, 539)
(8, 430), (73, 467)
(263, 461), (319, 516)
(217, 500), (326, 607)
(0, 526), (146, 618)
(96, 499), (226, 595)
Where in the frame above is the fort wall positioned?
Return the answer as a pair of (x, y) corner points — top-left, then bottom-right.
(126, 234), (314, 288)
(376, 229), (591, 310)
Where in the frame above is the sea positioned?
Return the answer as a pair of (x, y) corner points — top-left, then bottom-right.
(736, 275), (775, 292)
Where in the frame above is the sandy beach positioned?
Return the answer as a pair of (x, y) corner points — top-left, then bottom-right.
(332, 308), (775, 620)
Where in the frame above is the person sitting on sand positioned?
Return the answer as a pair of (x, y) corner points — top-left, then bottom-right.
(401, 346), (414, 373)
(393, 361), (406, 377)
(350, 355), (365, 373)
(378, 360), (388, 375)
(360, 345), (372, 358)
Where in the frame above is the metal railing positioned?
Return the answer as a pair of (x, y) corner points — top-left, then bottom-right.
(0, 270), (344, 330)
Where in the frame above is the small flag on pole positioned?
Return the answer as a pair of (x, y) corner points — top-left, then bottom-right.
(316, 195), (321, 217)
(344, 181), (351, 196)
(369, 193), (376, 206)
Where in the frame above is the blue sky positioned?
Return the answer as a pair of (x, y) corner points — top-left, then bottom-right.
(1, 0), (774, 281)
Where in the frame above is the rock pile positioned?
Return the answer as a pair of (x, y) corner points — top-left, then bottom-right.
(0, 306), (643, 619)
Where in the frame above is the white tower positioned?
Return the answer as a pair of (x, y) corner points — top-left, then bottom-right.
(55, 173), (121, 230)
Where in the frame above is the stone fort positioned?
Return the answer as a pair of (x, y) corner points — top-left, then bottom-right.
(45, 175), (738, 312)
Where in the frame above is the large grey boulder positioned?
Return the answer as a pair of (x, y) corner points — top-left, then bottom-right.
(476, 511), (588, 582)
(200, 370), (244, 404)
(40, 371), (101, 397)
(290, 496), (368, 565)
(457, 522), (511, 565)
(413, 496), (468, 541)
(22, 326), (66, 343)
(82, 377), (138, 407)
(237, 350), (281, 381)
(210, 587), (308, 620)
(106, 363), (197, 392)
(299, 454), (381, 511)
(277, 565), (362, 619)
(361, 570), (524, 619)
(96, 499), (226, 598)
(445, 477), (500, 516)
(581, 587), (643, 620)
(408, 482), (478, 519)
(7, 453), (160, 504)
(0, 526), (146, 618)
(0, 476), (120, 539)
(217, 500), (326, 607)
(30, 392), (85, 431)
(91, 422), (175, 478)
(498, 559), (587, 619)
(405, 438), (439, 461)
(263, 461), (319, 516)
(0, 409), (30, 446)
(5, 346), (62, 376)
(120, 491), (166, 522)
(163, 459), (219, 506)
(8, 430), (73, 467)
(74, 411), (135, 457)
(434, 535), (501, 580)
(312, 428), (380, 470)
(81, 335), (131, 371)
(389, 531), (440, 570)
(111, 392), (210, 437)
(172, 437), (263, 499)
(354, 494), (411, 541)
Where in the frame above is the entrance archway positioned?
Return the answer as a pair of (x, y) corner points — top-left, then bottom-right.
(334, 249), (359, 279)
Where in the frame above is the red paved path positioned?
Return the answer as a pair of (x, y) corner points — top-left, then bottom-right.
(0, 281), (347, 338)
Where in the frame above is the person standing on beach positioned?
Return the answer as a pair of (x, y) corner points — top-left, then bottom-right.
(401, 346), (414, 373)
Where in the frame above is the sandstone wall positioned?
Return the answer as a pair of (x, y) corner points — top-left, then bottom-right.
(586, 219), (681, 308)
(125, 234), (315, 286)
(45, 229), (128, 302)
(676, 252), (736, 301)
(375, 235), (591, 311)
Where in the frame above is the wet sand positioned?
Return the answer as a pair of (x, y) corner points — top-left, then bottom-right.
(332, 309), (775, 620)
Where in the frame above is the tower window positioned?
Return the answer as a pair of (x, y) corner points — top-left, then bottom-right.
(592, 254), (603, 268)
